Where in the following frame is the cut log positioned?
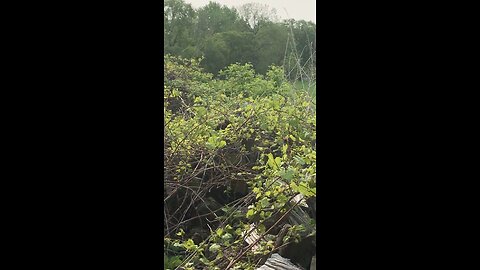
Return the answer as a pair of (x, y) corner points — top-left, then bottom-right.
(256, 253), (303, 270)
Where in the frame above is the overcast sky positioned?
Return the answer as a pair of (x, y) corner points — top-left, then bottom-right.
(183, 0), (316, 23)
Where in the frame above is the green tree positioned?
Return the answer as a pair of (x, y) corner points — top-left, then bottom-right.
(202, 31), (257, 74)
(254, 22), (289, 74)
(195, 2), (242, 39)
(202, 34), (229, 74)
(164, 0), (196, 56)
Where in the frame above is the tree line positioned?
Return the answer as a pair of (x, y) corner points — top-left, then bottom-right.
(164, 0), (316, 81)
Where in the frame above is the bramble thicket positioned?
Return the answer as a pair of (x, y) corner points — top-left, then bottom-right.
(164, 55), (316, 269)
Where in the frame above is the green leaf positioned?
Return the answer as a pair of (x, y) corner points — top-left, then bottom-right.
(274, 157), (282, 167)
(183, 239), (197, 251)
(222, 233), (233, 241)
(267, 153), (275, 168)
(280, 169), (294, 181)
(218, 140), (227, 148)
(199, 257), (210, 265)
(260, 197), (269, 208)
(294, 155), (306, 165)
(292, 182), (315, 197)
(209, 243), (221, 253)
(290, 181), (299, 192)
(246, 209), (255, 218)
(282, 144), (288, 154)
(267, 154), (282, 170)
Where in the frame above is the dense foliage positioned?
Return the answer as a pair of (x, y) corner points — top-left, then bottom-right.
(164, 55), (316, 270)
(164, 0), (316, 80)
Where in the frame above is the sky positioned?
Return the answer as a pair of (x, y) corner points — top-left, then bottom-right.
(183, 0), (316, 23)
